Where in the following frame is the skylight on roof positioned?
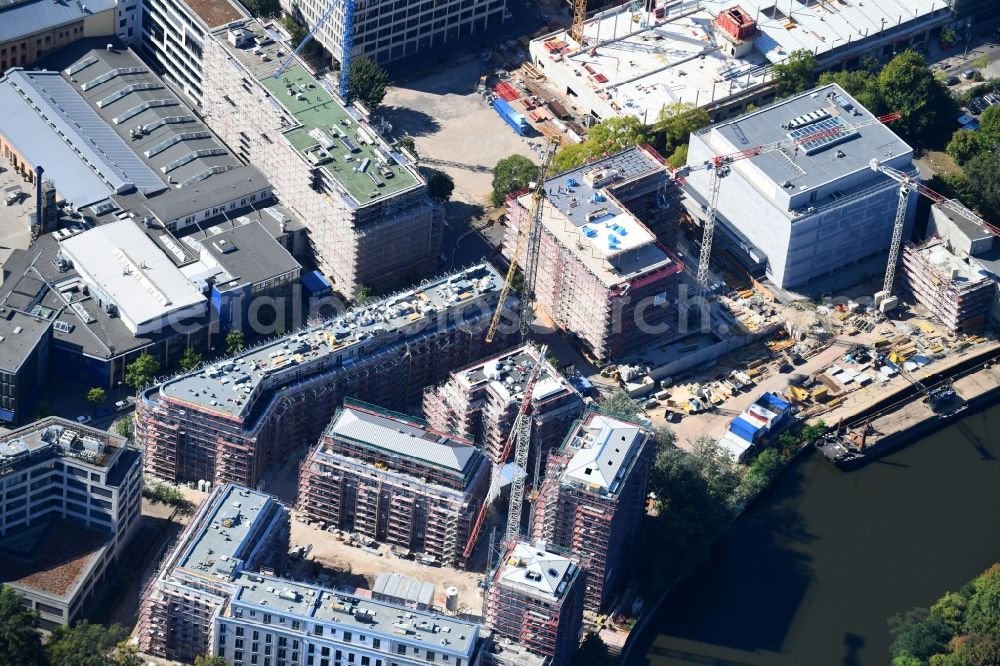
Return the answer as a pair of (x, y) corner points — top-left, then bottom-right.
(787, 115), (858, 155)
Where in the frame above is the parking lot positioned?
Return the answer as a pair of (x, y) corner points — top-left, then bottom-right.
(380, 57), (539, 207)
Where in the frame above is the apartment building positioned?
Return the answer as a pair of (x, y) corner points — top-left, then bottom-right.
(138, 484), (290, 662)
(901, 240), (996, 333)
(0, 309), (50, 426)
(297, 401), (489, 567)
(423, 345), (585, 471)
(484, 540), (584, 666)
(202, 18), (442, 298)
(283, 0), (506, 67)
(139, 482), (487, 666)
(136, 264), (516, 488)
(503, 147), (686, 362)
(683, 83), (917, 290)
(0, 417), (142, 627)
(530, 411), (653, 613)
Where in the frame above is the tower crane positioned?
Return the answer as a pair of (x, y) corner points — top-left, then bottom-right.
(275, 0), (355, 100)
(675, 112), (902, 305)
(485, 137), (560, 343)
(463, 345), (549, 558)
(868, 160), (1000, 310)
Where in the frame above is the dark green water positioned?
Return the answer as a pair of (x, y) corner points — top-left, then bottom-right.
(630, 404), (1000, 666)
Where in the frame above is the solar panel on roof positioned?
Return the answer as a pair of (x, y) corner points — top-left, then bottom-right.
(787, 115), (858, 155)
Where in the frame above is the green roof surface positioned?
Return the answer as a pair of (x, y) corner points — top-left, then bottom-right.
(261, 64), (419, 205)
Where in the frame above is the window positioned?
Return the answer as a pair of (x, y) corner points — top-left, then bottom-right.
(344, 632), (352, 643)
(396, 646), (406, 655)
(362, 658), (370, 666)
(373, 639), (381, 649)
(426, 652), (435, 662)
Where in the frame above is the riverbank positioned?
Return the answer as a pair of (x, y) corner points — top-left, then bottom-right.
(618, 340), (1000, 663)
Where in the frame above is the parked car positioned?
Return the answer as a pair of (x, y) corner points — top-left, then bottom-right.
(984, 94), (999, 107)
(75, 415), (91, 424)
(968, 99), (984, 115)
(946, 75), (960, 86)
(964, 68), (979, 80)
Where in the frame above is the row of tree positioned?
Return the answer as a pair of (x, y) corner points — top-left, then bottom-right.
(889, 563), (1000, 665)
(0, 587), (225, 666)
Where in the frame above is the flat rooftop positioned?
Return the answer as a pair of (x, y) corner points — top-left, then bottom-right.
(230, 573), (480, 655)
(534, 0), (948, 119)
(325, 403), (480, 476)
(518, 148), (674, 287)
(456, 345), (578, 406)
(693, 83), (911, 195)
(179, 216), (301, 289)
(185, 0), (247, 28)
(0, 518), (110, 599)
(0, 417), (125, 473)
(913, 240), (991, 286)
(495, 540), (579, 602)
(155, 263), (503, 420)
(214, 19), (422, 207)
(59, 220), (207, 332)
(177, 485), (276, 581)
(560, 412), (647, 495)
(0, 0), (116, 48)
(0, 309), (48, 373)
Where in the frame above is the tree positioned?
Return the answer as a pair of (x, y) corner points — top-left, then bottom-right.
(550, 142), (592, 173)
(772, 49), (819, 97)
(964, 563), (1000, 636)
(946, 129), (981, 165)
(0, 587), (46, 666)
(930, 591), (968, 634)
(110, 641), (142, 666)
(124, 352), (160, 389)
(818, 70), (885, 114)
(242, 0), (280, 17)
(47, 621), (130, 666)
(599, 389), (644, 422)
(113, 416), (134, 441)
(86, 387), (107, 407)
(571, 633), (612, 666)
(226, 329), (247, 356)
(878, 50), (956, 148)
(976, 105), (1000, 151)
(491, 154), (538, 207)
(740, 447), (784, 499)
(347, 57), (389, 110)
(667, 144), (688, 169)
(398, 135), (417, 156)
(964, 152), (1000, 222)
(586, 116), (651, 156)
(179, 346), (203, 372)
(280, 15), (324, 66)
(355, 285), (376, 306)
(421, 168), (455, 201)
(888, 608), (952, 665)
(195, 657), (229, 666)
(656, 101), (710, 153)
(800, 420), (827, 445)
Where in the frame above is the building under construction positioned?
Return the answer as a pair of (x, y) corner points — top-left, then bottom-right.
(901, 239), (995, 333)
(484, 539), (585, 666)
(201, 17), (442, 298)
(530, 411), (653, 613)
(136, 264), (515, 488)
(137, 484), (290, 662)
(297, 401), (489, 567)
(502, 147), (686, 363)
(422, 345), (586, 473)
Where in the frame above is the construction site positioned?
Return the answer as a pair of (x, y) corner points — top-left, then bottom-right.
(296, 401), (489, 568)
(201, 16), (443, 298)
(423, 344), (586, 469)
(531, 411), (653, 614)
(136, 263), (515, 489)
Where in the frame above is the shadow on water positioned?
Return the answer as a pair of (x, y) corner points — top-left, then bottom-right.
(647, 459), (816, 656)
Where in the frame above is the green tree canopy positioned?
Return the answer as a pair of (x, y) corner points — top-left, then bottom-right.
(930, 591), (968, 634)
(124, 352), (160, 389)
(889, 608), (953, 665)
(226, 329), (247, 356)
(347, 57), (389, 110)
(355, 284), (376, 305)
(113, 416), (134, 441)
(946, 129), (981, 165)
(599, 389), (644, 422)
(878, 50), (956, 148)
(398, 136), (417, 156)
(47, 621), (131, 666)
(491, 154), (539, 207)
(86, 387), (106, 407)
(976, 105), (1000, 152)
(656, 101), (711, 154)
(552, 116), (652, 172)
(0, 587), (46, 666)
(667, 144), (688, 169)
(772, 49), (819, 97)
(551, 143), (591, 173)
(964, 563), (1000, 636)
(242, 0), (280, 17)
(571, 633), (612, 666)
(963, 152), (1000, 222)
(421, 167), (455, 201)
(195, 657), (229, 666)
(179, 346), (203, 372)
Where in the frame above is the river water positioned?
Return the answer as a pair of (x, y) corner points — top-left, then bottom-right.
(629, 404), (1000, 666)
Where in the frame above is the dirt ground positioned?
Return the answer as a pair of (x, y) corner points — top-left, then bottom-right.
(289, 516), (486, 618)
(380, 58), (539, 206)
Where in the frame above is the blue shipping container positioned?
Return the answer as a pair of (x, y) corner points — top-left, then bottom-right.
(729, 416), (763, 443)
(758, 391), (790, 413)
(493, 98), (529, 135)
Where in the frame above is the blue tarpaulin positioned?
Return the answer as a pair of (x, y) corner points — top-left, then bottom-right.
(758, 392), (790, 413)
(301, 270), (332, 296)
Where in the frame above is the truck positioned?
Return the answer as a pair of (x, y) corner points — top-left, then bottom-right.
(492, 98), (529, 135)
